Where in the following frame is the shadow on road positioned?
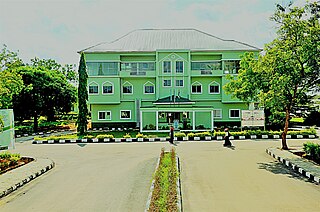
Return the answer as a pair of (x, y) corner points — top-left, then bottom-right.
(257, 161), (314, 184)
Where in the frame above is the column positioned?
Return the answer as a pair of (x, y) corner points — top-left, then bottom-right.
(156, 111), (159, 131)
(192, 111), (195, 131)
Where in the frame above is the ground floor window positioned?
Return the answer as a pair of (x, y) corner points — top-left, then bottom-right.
(229, 109), (240, 118)
(213, 109), (222, 118)
(120, 110), (131, 119)
(98, 111), (111, 120)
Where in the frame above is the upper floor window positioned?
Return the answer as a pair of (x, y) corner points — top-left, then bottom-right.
(102, 81), (113, 94)
(163, 61), (171, 73)
(144, 81), (155, 94)
(176, 61), (183, 73)
(191, 81), (202, 94)
(123, 82), (133, 94)
(176, 79), (184, 87)
(224, 60), (240, 74)
(121, 62), (155, 75)
(209, 81), (220, 94)
(229, 109), (240, 118)
(163, 79), (171, 87)
(86, 62), (118, 76)
(88, 82), (99, 94)
(191, 61), (222, 71)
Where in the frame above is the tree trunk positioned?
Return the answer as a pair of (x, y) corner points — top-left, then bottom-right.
(33, 111), (38, 133)
(281, 108), (290, 150)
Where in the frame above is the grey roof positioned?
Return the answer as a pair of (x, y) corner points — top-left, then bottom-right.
(81, 29), (261, 53)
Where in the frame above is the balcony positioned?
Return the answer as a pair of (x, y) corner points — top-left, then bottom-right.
(191, 69), (223, 76)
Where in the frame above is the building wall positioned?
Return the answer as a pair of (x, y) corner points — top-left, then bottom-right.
(85, 50), (259, 129)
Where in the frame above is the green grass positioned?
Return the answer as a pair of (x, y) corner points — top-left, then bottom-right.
(290, 117), (304, 123)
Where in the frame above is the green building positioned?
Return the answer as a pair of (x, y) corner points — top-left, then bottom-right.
(81, 29), (260, 131)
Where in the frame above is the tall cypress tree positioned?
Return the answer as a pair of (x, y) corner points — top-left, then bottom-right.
(77, 52), (88, 135)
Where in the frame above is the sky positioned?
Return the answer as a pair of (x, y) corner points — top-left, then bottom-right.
(0, 0), (309, 66)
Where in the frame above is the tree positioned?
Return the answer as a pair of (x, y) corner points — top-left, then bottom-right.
(0, 44), (23, 71)
(224, 2), (320, 150)
(76, 52), (88, 135)
(0, 70), (24, 108)
(29, 57), (77, 81)
(13, 67), (77, 132)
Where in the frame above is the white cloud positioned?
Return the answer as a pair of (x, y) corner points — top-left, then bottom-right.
(0, 0), (300, 65)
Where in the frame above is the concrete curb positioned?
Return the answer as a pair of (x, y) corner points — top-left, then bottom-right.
(0, 158), (55, 198)
(266, 148), (320, 184)
(32, 134), (318, 144)
(145, 152), (182, 212)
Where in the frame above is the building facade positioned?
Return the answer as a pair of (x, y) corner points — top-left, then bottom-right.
(81, 29), (260, 131)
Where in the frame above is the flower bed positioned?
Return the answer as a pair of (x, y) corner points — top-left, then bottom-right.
(147, 148), (181, 212)
(0, 152), (34, 175)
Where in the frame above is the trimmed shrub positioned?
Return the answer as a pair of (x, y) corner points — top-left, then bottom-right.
(136, 133), (147, 138)
(96, 134), (114, 139)
(195, 131), (211, 137)
(174, 132), (186, 138)
(303, 142), (320, 163)
(214, 131), (225, 137)
(123, 133), (131, 138)
(187, 132), (195, 138)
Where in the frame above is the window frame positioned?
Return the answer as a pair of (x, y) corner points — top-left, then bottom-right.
(120, 110), (131, 120)
(175, 61), (184, 73)
(88, 82), (99, 95)
(229, 109), (240, 118)
(212, 109), (222, 118)
(163, 79), (172, 87)
(144, 81), (155, 94)
(98, 111), (112, 120)
(102, 81), (114, 95)
(163, 61), (171, 73)
(122, 81), (133, 95)
(191, 81), (202, 94)
(208, 81), (220, 94)
(175, 79), (184, 87)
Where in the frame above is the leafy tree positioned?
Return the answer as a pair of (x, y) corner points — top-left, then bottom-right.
(224, 2), (320, 150)
(0, 44), (23, 71)
(30, 57), (77, 81)
(13, 67), (76, 132)
(0, 70), (24, 108)
(76, 52), (88, 135)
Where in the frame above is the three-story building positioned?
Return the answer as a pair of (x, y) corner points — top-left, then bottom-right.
(81, 29), (261, 131)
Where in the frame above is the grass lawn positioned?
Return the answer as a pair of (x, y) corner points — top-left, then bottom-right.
(290, 117), (304, 123)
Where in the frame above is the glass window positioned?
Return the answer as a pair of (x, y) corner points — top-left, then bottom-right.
(213, 109), (222, 118)
(176, 61), (183, 73)
(123, 85), (132, 94)
(230, 109), (240, 118)
(163, 61), (171, 73)
(98, 111), (111, 120)
(209, 83), (220, 94)
(120, 110), (131, 119)
(191, 83), (202, 93)
(191, 61), (222, 70)
(86, 62), (118, 76)
(224, 60), (240, 74)
(89, 85), (98, 94)
(163, 80), (171, 87)
(144, 85), (154, 94)
(176, 80), (183, 87)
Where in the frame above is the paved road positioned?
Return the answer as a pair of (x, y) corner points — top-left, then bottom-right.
(0, 139), (319, 212)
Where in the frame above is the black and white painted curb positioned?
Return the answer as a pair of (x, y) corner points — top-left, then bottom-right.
(0, 159), (55, 198)
(145, 152), (182, 212)
(32, 134), (317, 144)
(266, 148), (320, 184)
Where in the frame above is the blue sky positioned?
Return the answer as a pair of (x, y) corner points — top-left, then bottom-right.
(0, 0), (308, 66)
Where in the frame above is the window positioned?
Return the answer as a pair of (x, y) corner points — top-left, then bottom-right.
(163, 79), (171, 87)
(144, 81), (155, 94)
(213, 109), (222, 118)
(224, 60), (240, 74)
(191, 61), (222, 70)
(121, 62), (155, 73)
(176, 80), (184, 87)
(88, 83), (99, 94)
(191, 82), (202, 94)
(120, 110), (131, 119)
(176, 61), (183, 73)
(163, 61), (171, 73)
(102, 81), (113, 94)
(123, 82), (133, 94)
(86, 62), (119, 76)
(229, 109), (240, 118)
(209, 82), (220, 94)
(98, 111), (111, 120)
